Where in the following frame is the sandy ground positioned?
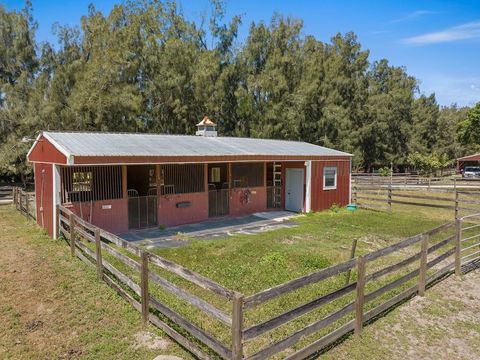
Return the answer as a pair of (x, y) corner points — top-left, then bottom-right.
(325, 265), (480, 359)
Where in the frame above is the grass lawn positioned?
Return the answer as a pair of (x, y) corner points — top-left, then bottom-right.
(0, 205), (189, 360)
(142, 201), (467, 356)
(149, 204), (453, 295)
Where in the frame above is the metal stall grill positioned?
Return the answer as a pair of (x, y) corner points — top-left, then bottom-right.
(208, 186), (230, 218)
(128, 195), (157, 229)
(60, 165), (123, 203)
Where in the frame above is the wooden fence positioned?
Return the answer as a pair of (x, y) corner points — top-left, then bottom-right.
(352, 185), (480, 219)
(58, 205), (237, 359)
(0, 186), (13, 204)
(352, 174), (480, 189)
(240, 218), (479, 359)
(12, 187), (36, 219)
(53, 204), (480, 359)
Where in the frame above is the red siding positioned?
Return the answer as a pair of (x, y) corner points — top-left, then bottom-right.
(229, 187), (267, 217)
(28, 135), (67, 164)
(34, 163), (54, 236)
(311, 160), (351, 211)
(158, 192), (209, 227)
(67, 199), (129, 234)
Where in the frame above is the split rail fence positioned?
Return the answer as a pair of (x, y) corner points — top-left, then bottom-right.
(0, 186), (13, 203)
(12, 187), (36, 219)
(352, 174), (480, 189)
(53, 204), (480, 359)
(352, 184), (480, 219)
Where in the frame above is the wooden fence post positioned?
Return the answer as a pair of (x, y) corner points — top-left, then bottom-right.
(232, 293), (244, 360)
(455, 218), (462, 276)
(454, 190), (459, 220)
(25, 193), (29, 217)
(354, 256), (366, 336)
(94, 229), (103, 279)
(387, 186), (392, 213)
(345, 239), (358, 285)
(69, 213), (75, 257)
(140, 252), (150, 327)
(418, 234), (428, 296)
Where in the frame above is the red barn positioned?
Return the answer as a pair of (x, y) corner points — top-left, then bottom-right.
(457, 153), (480, 173)
(27, 119), (352, 238)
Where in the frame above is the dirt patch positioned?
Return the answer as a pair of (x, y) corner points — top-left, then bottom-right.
(133, 331), (170, 351)
(25, 320), (43, 332)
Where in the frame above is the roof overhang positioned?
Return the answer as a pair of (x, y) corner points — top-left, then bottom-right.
(457, 154), (480, 162)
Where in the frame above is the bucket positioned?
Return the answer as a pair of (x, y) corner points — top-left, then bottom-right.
(346, 204), (358, 211)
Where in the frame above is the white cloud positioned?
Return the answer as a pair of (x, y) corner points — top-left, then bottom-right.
(403, 21), (480, 45)
(391, 10), (437, 24)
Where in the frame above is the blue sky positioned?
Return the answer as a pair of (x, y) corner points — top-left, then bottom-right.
(4, 0), (480, 106)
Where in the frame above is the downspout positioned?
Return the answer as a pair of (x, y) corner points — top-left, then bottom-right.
(305, 161), (312, 212)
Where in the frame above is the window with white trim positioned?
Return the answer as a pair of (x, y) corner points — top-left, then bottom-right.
(323, 167), (337, 190)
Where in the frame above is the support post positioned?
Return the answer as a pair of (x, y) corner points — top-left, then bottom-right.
(354, 256), (366, 336)
(388, 186), (392, 213)
(455, 218), (462, 276)
(69, 213), (75, 257)
(94, 229), (103, 279)
(345, 239), (358, 285)
(232, 292), (244, 360)
(418, 234), (428, 296)
(56, 205), (60, 239)
(454, 190), (459, 220)
(140, 252), (150, 327)
(25, 193), (29, 217)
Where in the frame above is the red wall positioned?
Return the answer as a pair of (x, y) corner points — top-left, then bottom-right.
(67, 198), (129, 234)
(28, 135), (67, 164)
(34, 163), (54, 236)
(311, 160), (351, 211)
(158, 192), (209, 227)
(229, 187), (267, 217)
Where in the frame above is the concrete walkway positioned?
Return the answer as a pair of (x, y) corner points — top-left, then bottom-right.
(119, 211), (299, 249)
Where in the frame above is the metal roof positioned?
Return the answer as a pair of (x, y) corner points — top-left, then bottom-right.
(458, 153), (480, 161)
(40, 131), (352, 159)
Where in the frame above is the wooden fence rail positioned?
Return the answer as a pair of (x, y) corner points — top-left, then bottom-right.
(58, 205), (232, 360)
(12, 187), (36, 219)
(353, 185), (480, 219)
(12, 200), (480, 359)
(241, 218), (479, 360)
(0, 186), (13, 204)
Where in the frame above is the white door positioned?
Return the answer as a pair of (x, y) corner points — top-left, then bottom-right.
(285, 168), (304, 212)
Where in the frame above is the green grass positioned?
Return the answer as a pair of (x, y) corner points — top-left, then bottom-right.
(141, 203), (463, 357)
(149, 207), (448, 294)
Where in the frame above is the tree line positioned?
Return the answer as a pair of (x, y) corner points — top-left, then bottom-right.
(1, 0), (479, 181)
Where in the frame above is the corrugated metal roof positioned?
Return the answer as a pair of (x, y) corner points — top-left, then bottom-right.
(42, 131), (352, 158)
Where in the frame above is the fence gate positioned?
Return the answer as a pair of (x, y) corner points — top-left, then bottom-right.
(128, 195), (157, 229)
(209, 188), (229, 218)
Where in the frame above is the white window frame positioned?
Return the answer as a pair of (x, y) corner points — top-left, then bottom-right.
(323, 166), (337, 190)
